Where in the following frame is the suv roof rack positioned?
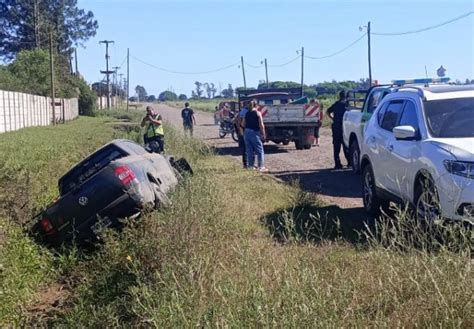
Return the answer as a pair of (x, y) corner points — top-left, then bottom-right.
(393, 86), (425, 97)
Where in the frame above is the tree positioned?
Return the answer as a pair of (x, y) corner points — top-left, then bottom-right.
(194, 81), (203, 98)
(0, 48), (95, 115)
(209, 82), (217, 98)
(74, 77), (97, 116)
(221, 83), (234, 98)
(0, 0), (98, 60)
(8, 49), (51, 96)
(178, 94), (187, 100)
(146, 95), (156, 102)
(158, 90), (178, 101)
(135, 85), (147, 101)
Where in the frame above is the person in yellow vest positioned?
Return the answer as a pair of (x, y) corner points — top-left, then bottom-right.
(141, 106), (164, 153)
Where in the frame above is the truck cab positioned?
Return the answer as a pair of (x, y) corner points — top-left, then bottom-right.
(343, 85), (393, 173)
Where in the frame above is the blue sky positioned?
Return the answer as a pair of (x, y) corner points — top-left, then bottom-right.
(77, 0), (474, 97)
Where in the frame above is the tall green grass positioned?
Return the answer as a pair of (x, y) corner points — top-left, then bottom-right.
(0, 110), (472, 327)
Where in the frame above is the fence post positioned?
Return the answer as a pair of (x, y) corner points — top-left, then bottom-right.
(62, 99), (65, 123)
(21, 93), (25, 129)
(2, 90), (6, 133)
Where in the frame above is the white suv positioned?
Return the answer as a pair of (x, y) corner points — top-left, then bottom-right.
(360, 84), (474, 223)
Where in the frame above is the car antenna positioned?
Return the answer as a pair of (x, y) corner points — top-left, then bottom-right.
(424, 65), (429, 87)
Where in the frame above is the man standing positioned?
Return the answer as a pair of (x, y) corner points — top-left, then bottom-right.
(308, 99), (324, 146)
(181, 102), (196, 137)
(327, 91), (350, 169)
(141, 106), (165, 153)
(234, 101), (249, 168)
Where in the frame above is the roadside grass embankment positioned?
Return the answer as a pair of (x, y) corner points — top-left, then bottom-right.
(0, 110), (472, 326)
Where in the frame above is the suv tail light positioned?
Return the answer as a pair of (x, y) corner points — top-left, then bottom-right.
(40, 217), (56, 235)
(114, 165), (136, 186)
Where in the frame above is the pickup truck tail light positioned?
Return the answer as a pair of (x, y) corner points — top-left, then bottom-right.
(40, 217), (56, 235)
(114, 165), (136, 186)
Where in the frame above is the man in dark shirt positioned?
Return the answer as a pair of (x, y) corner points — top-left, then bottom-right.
(181, 102), (196, 137)
(327, 90), (351, 169)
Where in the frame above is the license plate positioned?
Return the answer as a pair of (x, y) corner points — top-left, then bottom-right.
(91, 216), (112, 235)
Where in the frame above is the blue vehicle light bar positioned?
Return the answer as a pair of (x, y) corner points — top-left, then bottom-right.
(391, 77), (450, 85)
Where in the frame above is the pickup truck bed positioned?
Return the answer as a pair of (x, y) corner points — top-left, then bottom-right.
(238, 88), (320, 150)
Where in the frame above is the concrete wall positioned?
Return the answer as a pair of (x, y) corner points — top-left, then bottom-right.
(96, 96), (124, 110)
(0, 90), (79, 134)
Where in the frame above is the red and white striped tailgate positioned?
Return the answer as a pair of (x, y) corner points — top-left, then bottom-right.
(256, 105), (268, 117)
(304, 103), (320, 117)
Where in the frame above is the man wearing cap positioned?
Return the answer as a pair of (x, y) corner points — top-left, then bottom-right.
(141, 106), (165, 153)
(327, 91), (350, 169)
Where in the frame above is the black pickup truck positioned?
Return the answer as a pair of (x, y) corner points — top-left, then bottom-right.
(32, 139), (191, 247)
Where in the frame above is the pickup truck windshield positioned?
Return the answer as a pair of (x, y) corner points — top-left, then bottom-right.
(424, 98), (474, 138)
(59, 144), (127, 195)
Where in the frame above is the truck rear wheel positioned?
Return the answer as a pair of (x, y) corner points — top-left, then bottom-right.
(350, 141), (361, 174)
(303, 144), (312, 150)
(295, 140), (303, 150)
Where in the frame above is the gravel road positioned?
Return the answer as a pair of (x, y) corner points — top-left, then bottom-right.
(155, 103), (365, 218)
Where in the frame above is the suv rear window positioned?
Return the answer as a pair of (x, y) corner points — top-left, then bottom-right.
(59, 144), (127, 195)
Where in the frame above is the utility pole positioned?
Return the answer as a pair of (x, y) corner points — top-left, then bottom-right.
(49, 31), (56, 125)
(74, 48), (79, 75)
(118, 73), (124, 99)
(264, 58), (269, 88)
(300, 46), (304, 97)
(99, 40), (115, 109)
(367, 21), (372, 86)
(112, 66), (120, 100)
(126, 48), (130, 112)
(33, 0), (40, 48)
(240, 56), (247, 89)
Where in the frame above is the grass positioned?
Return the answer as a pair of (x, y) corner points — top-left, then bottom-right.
(165, 98), (234, 113)
(0, 110), (472, 327)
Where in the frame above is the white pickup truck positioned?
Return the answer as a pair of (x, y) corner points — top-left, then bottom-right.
(342, 78), (450, 174)
(238, 88), (321, 150)
(343, 85), (394, 174)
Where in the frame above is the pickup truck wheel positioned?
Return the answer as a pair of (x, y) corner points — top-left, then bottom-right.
(282, 140), (290, 146)
(150, 182), (170, 209)
(295, 140), (303, 150)
(350, 141), (361, 174)
(303, 144), (312, 150)
(362, 164), (385, 216)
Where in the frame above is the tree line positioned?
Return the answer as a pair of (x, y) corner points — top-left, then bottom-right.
(149, 77), (474, 102)
(0, 0), (98, 115)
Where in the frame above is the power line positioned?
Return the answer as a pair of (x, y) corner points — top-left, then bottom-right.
(117, 55), (127, 69)
(372, 11), (474, 36)
(245, 61), (264, 69)
(130, 54), (239, 75)
(268, 55), (300, 67)
(305, 33), (367, 60)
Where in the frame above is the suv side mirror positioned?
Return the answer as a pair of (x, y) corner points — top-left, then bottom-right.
(393, 125), (417, 140)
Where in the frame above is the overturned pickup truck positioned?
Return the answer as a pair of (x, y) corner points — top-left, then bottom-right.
(32, 139), (192, 247)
